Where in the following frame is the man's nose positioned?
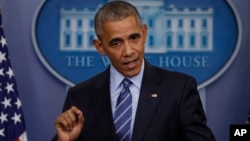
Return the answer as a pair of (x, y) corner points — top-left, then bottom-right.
(123, 41), (134, 56)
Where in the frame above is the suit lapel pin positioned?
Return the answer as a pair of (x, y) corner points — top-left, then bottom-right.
(151, 93), (158, 98)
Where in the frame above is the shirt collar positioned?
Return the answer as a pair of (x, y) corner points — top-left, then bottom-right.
(110, 59), (144, 92)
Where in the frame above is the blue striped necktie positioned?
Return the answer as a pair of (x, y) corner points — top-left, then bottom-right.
(114, 78), (132, 141)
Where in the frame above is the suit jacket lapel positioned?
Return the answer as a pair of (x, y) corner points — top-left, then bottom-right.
(93, 69), (116, 141)
(132, 62), (163, 141)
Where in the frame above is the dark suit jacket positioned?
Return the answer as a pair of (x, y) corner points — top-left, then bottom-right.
(52, 61), (215, 141)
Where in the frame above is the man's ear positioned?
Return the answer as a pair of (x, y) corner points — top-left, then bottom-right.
(93, 39), (106, 55)
(142, 24), (148, 43)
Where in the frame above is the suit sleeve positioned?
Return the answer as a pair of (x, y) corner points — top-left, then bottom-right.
(179, 77), (216, 141)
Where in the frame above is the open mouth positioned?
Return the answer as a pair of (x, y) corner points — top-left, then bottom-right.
(123, 59), (138, 69)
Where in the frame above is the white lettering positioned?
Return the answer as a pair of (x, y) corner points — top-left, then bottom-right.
(234, 129), (247, 136)
(159, 56), (210, 68)
(65, 56), (95, 67)
(234, 129), (241, 136)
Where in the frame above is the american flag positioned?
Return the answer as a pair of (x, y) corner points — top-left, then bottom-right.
(0, 14), (28, 141)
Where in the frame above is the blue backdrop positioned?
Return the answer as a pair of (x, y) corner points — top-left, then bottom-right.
(0, 0), (249, 141)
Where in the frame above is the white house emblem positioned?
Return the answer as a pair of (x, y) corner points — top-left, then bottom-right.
(32, 0), (241, 89)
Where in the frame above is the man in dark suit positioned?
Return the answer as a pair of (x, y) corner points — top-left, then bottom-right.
(53, 1), (215, 141)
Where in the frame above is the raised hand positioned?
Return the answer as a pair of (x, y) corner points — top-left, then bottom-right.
(55, 106), (84, 141)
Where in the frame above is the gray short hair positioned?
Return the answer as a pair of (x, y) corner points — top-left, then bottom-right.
(94, 1), (142, 39)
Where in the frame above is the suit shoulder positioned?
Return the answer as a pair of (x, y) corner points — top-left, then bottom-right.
(150, 66), (199, 94)
(153, 66), (196, 82)
(69, 69), (109, 92)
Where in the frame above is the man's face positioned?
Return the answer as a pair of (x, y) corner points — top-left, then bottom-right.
(94, 15), (147, 77)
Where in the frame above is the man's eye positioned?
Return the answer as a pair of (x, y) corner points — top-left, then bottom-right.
(111, 41), (120, 46)
(131, 34), (140, 41)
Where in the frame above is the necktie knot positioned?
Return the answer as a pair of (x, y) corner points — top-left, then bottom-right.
(122, 78), (131, 89)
